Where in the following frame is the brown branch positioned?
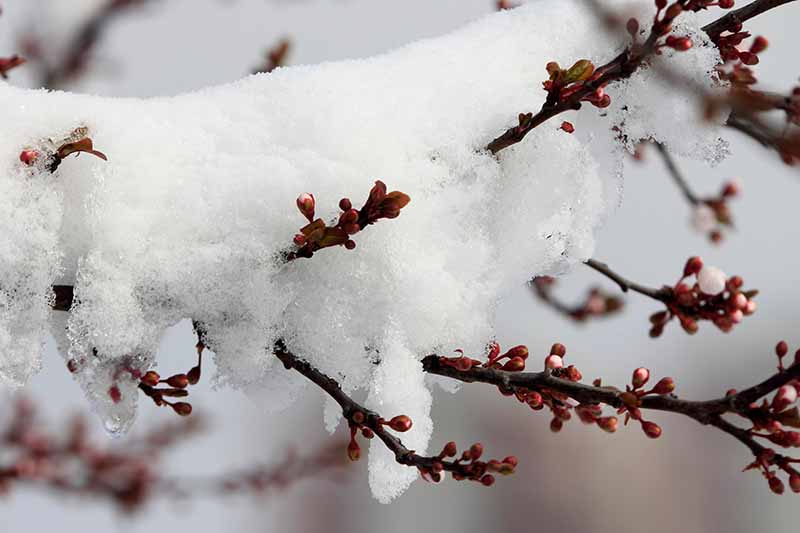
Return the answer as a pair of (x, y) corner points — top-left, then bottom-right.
(486, 0), (799, 155)
(702, 0), (800, 39)
(35, 0), (151, 89)
(0, 400), (347, 511)
(584, 258), (669, 301)
(421, 352), (800, 466)
(273, 342), (512, 483)
(530, 276), (624, 322)
(654, 142), (700, 205)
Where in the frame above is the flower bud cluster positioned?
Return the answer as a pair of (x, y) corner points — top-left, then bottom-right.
(289, 180), (410, 260)
(648, 256), (756, 337)
(689, 180), (740, 243)
(418, 441), (517, 486)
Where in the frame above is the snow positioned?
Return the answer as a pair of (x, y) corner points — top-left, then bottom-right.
(0, 0), (725, 501)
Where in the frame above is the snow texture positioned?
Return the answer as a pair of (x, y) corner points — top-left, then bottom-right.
(0, 0), (725, 501)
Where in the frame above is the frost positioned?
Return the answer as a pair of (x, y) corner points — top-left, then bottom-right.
(0, 0), (727, 500)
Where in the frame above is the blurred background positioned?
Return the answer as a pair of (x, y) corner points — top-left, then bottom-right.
(1, 0), (799, 532)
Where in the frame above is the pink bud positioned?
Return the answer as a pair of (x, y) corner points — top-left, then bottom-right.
(296, 193), (315, 222)
(632, 367), (650, 389)
(19, 150), (39, 166)
(697, 266), (727, 295)
(545, 354), (563, 369)
(772, 385), (798, 411)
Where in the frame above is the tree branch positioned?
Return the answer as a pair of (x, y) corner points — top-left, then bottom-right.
(702, 0), (799, 39)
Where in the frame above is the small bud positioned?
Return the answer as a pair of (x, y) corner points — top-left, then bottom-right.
(697, 266), (727, 295)
(347, 439), (361, 461)
(504, 345), (529, 360)
(790, 473), (800, 493)
(683, 256), (703, 276)
(469, 443), (484, 460)
(719, 0), (734, 8)
(502, 456), (518, 467)
(502, 357), (525, 372)
(164, 374), (190, 389)
(388, 415), (413, 432)
(293, 234), (306, 246)
(626, 18), (639, 36)
(550, 343), (566, 356)
(597, 416), (618, 433)
(632, 367), (650, 389)
(526, 391), (543, 409)
(442, 441), (458, 457)
(750, 36), (768, 54)
(344, 239), (356, 250)
(171, 402), (193, 416)
(772, 385), (798, 411)
(641, 420), (662, 439)
(141, 371), (160, 387)
(652, 377), (675, 395)
(339, 198), (352, 211)
(19, 150), (39, 166)
(550, 417), (563, 433)
(769, 476), (785, 495)
(108, 385), (122, 404)
(545, 354), (563, 369)
(777, 341), (789, 358)
(480, 474), (495, 487)
(560, 121), (575, 134)
(296, 193), (315, 222)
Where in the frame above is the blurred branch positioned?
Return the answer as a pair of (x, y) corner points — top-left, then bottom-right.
(530, 276), (624, 322)
(0, 399), (347, 511)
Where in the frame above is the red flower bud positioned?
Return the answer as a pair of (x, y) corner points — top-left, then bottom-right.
(641, 420), (662, 439)
(469, 443), (484, 460)
(388, 415), (412, 432)
(777, 341), (789, 358)
(339, 198), (352, 211)
(719, 0), (734, 8)
(769, 475), (785, 495)
(790, 473), (800, 493)
(683, 256), (703, 276)
(141, 371), (160, 387)
(108, 385), (122, 404)
(560, 121), (575, 134)
(526, 391), (543, 409)
(164, 374), (189, 389)
(504, 345), (529, 360)
(442, 441), (458, 457)
(652, 377), (675, 395)
(19, 150), (39, 166)
(597, 416), (618, 433)
(171, 402), (193, 416)
(296, 193), (315, 222)
(347, 439), (361, 461)
(550, 343), (567, 356)
(632, 367), (650, 389)
(502, 357), (525, 372)
(480, 474), (495, 487)
(626, 18), (639, 36)
(750, 36), (768, 54)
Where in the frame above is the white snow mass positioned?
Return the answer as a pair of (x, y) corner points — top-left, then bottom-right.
(0, 0), (726, 501)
